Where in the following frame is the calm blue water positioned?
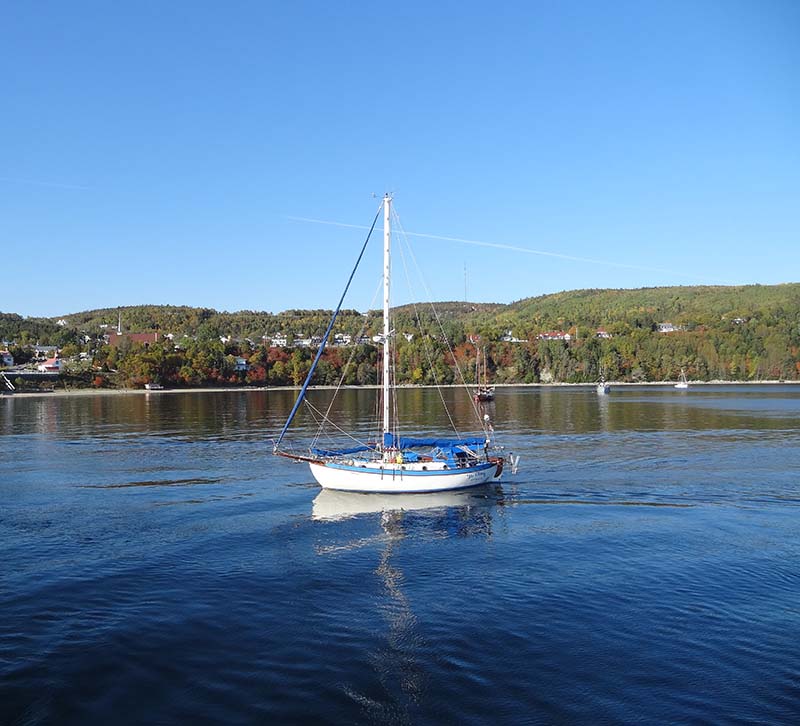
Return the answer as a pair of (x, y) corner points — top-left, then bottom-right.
(2, 385), (800, 724)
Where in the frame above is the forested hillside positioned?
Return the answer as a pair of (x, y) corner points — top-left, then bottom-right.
(2, 283), (799, 388)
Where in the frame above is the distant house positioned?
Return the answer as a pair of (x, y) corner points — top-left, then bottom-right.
(37, 357), (63, 373)
(0, 351), (13, 367)
(56, 319), (68, 327)
(106, 331), (159, 348)
(234, 357), (249, 372)
(501, 330), (528, 343)
(595, 329), (612, 339)
(403, 333), (414, 342)
(657, 323), (683, 334)
(537, 331), (572, 342)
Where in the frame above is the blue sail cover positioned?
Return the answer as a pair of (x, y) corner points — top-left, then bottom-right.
(383, 433), (487, 450)
(310, 434), (487, 458)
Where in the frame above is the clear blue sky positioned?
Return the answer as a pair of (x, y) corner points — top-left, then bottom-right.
(2, 0), (798, 318)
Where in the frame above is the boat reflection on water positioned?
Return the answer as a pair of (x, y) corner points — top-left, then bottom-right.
(311, 484), (503, 719)
(312, 484), (501, 528)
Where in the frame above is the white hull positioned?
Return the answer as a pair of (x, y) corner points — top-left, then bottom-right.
(309, 460), (500, 493)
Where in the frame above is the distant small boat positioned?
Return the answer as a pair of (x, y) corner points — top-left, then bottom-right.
(674, 369), (689, 389)
(473, 347), (495, 402)
(144, 383), (164, 390)
(596, 375), (610, 395)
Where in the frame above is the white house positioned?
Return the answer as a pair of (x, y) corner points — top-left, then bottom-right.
(537, 331), (572, 342)
(0, 351), (13, 367)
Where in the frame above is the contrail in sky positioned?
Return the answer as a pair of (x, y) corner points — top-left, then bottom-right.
(0, 176), (91, 191)
(287, 215), (728, 283)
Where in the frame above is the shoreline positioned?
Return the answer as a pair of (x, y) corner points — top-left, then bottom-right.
(3, 379), (798, 400)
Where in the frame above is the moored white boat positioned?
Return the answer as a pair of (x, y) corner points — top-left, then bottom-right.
(274, 195), (512, 493)
(675, 368), (689, 389)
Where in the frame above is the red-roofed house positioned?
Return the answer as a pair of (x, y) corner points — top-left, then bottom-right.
(37, 357), (63, 373)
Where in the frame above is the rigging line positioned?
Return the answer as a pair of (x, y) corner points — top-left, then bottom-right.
(391, 338), (400, 443)
(304, 399), (376, 450)
(393, 211), (462, 439)
(311, 275), (384, 449)
(287, 215), (729, 283)
(275, 201), (383, 451)
(393, 208), (488, 436)
(304, 399), (326, 431)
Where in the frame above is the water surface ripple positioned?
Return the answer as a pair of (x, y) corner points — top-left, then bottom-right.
(2, 385), (800, 724)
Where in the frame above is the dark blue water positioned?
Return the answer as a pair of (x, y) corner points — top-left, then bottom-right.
(2, 386), (800, 724)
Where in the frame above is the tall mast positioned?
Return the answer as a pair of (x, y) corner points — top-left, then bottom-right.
(382, 194), (391, 453)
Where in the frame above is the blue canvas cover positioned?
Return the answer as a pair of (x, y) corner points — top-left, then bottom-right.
(383, 433), (487, 451)
(311, 434), (488, 459)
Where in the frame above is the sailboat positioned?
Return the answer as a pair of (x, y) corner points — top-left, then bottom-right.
(473, 346), (495, 402)
(274, 195), (510, 493)
(674, 368), (689, 389)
